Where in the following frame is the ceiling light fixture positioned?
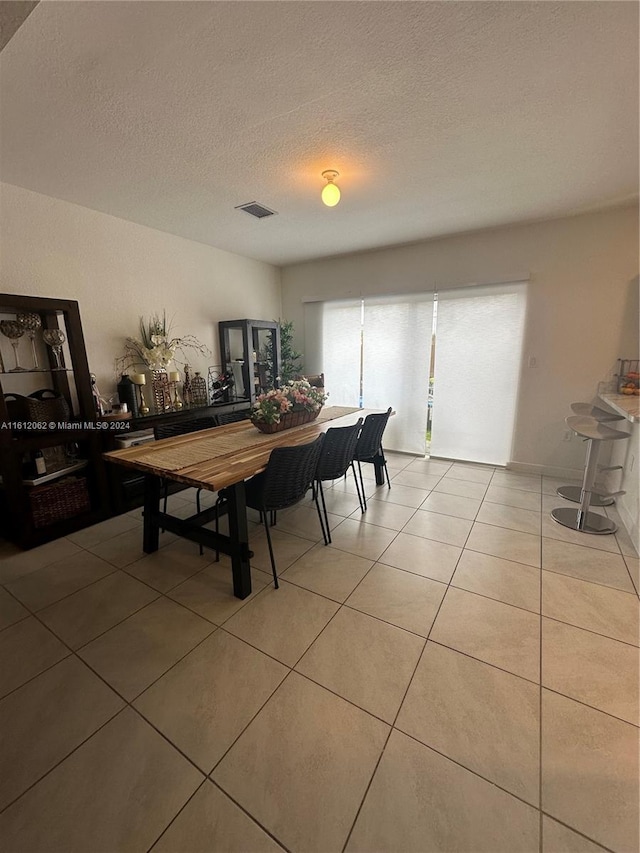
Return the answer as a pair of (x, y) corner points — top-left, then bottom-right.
(321, 170), (340, 207)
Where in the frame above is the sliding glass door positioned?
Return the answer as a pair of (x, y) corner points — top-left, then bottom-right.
(362, 295), (434, 454)
(304, 294), (433, 454)
(429, 283), (527, 465)
(305, 281), (526, 463)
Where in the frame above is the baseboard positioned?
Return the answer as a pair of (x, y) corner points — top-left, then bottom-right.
(614, 503), (640, 558)
(508, 460), (584, 480)
(511, 461), (639, 556)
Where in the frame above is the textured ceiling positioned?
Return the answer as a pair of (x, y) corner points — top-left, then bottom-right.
(1, 1), (638, 266)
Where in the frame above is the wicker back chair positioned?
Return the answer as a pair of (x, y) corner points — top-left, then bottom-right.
(153, 416), (219, 441)
(315, 419), (363, 541)
(353, 407), (393, 509)
(244, 434), (326, 587)
(154, 416), (220, 553)
(216, 410), (251, 426)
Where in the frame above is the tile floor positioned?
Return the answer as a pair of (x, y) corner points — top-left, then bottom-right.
(0, 455), (638, 852)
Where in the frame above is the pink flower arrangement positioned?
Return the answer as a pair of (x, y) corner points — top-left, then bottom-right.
(251, 379), (328, 424)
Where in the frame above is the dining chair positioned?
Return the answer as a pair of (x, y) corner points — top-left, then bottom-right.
(153, 415), (219, 553)
(216, 410), (251, 425)
(243, 434), (326, 588)
(353, 407), (393, 511)
(315, 419), (363, 544)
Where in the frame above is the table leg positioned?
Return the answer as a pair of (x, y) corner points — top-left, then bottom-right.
(143, 474), (161, 553)
(225, 480), (252, 599)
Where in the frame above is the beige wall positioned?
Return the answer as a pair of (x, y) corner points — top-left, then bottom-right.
(0, 183), (282, 394)
(2, 184), (637, 543)
(282, 205), (639, 479)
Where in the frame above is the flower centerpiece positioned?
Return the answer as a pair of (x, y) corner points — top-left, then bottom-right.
(116, 312), (210, 373)
(251, 378), (328, 433)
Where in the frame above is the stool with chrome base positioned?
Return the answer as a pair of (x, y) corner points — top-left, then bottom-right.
(551, 415), (630, 535)
(556, 403), (626, 507)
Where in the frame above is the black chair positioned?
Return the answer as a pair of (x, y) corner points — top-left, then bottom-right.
(154, 416), (219, 553)
(353, 407), (393, 511)
(216, 410), (251, 425)
(315, 419), (363, 544)
(244, 434), (326, 588)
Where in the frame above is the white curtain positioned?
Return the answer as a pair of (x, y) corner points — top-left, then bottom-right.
(362, 294), (434, 454)
(429, 282), (527, 465)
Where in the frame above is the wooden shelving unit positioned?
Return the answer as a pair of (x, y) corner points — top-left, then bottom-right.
(0, 294), (110, 548)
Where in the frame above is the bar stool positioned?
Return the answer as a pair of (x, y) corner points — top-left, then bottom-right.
(551, 415), (630, 535)
(556, 403), (625, 506)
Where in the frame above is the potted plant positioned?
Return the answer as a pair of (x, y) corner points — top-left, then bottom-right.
(250, 379), (328, 433)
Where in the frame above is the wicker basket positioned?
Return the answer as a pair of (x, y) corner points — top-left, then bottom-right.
(3, 393), (28, 422)
(29, 476), (90, 528)
(252, 408), (321, 434)
(26, 389), (71, 422)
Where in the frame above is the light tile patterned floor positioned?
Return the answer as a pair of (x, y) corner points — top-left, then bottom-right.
(0, 457), (638, 852)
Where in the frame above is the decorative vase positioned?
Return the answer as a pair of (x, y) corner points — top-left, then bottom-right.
(117, 373), (138, 417)
(251, 408), (321, 434)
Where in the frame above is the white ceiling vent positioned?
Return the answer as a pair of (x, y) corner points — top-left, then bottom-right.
(235, 202), (277, 219)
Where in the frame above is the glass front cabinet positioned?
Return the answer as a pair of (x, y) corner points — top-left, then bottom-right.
(218, 319), (281, 405)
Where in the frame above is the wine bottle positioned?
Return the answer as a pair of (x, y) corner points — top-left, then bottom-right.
(34, 450), (46, 476)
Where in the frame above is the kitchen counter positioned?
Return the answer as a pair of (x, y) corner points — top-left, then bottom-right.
(598, 392), (639, 423)
(598, 390), (639, 557)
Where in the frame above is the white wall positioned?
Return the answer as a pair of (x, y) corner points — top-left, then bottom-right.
(0, 183), (282, 394)
(282, 204), (639, 480)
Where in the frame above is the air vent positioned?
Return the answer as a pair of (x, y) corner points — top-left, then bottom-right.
(235, 202), (277, 219)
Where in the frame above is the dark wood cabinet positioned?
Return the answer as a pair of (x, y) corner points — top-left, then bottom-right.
(218, 319), (281, 405)
(0, 294), (111, 548)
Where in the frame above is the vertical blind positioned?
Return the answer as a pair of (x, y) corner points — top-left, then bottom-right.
(429, 282), (527, 465)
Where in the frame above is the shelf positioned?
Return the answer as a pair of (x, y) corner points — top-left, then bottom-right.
(0, 368), (71, 375)
(0, 292), (112, 549)
(23, 460), (88, 487)
(0, 460), (88, 487)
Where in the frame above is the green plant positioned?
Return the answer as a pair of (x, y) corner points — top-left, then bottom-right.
(260, 319), (303, 384)
(279, 320), (303, 383)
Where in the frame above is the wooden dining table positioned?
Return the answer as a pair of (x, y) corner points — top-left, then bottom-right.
(104, 406), (379, 599)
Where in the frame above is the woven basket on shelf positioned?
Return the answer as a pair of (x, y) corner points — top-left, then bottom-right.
(26, 389), (71, 422)
(251, 408), (321, 434)
(29, 477), (90, 528)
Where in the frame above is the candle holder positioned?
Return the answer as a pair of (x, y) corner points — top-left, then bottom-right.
(168, 371), (182, 409)
(131, 373), (150, 415)
(0, 321), (27, 372)
(42, 329), (66, 369)
(16, 312), (42, 369)
(182, 364), (194, 406)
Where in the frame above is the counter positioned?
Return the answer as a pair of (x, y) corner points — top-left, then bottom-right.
(598, 392), (639, 423)
(599, 391), (639, 558)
